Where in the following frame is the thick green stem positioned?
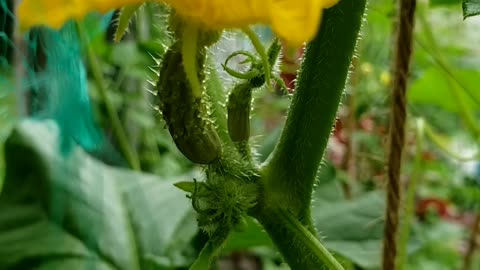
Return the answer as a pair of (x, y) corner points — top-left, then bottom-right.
(76, 23), (140, 171)
(255, 207), (344, 270)
(263, 0), (366, 221)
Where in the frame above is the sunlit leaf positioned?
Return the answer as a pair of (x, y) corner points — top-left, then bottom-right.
(408, 68), (480, 113)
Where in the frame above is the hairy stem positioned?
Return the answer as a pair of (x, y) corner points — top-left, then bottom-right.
(256, 207), (344, 270)
(263, 0), (366, 222)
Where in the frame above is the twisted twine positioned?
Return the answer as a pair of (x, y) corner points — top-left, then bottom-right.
(382, 0), (417, 269)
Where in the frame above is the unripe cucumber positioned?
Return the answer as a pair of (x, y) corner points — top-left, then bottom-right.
(156, 42), (221, 164)
(227, 82), (252, 142)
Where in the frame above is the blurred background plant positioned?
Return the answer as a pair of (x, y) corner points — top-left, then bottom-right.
(0, 0), (479, 269)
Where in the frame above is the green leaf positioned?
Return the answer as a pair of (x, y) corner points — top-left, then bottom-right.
(408, 68), (480, 113)
(407, 222), (465, 270)
(174, 181), (196, 193)
(0, 120), (197, 269)
(313, 191), (385, 269)
(222, 217), (273, 252)
(463, 0), (480, 18)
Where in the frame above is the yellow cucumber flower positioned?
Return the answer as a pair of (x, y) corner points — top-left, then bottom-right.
(17, 0), (339, 46)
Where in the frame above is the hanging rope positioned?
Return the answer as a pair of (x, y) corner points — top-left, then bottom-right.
(382, 0), (416, 269)
(462, 214), (480, 270)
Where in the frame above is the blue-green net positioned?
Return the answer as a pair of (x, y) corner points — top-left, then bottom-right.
(1, 0), (111, 153)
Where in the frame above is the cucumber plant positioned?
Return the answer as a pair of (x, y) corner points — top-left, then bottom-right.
(151, 0), (367, 269)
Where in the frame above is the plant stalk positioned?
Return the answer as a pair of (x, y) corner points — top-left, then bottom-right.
(263, 0), (366, 222)
(255, 207), (344, 270)
(76, 23), (141, 171)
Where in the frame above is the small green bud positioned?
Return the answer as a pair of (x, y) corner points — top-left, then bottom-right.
(227, 82), (252, 142)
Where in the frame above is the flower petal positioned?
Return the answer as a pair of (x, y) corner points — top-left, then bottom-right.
(165, 0), (270, 28)
(269, 0), (339, 46)
(17, 0), (340, 45)
(17, 0), (143, 30)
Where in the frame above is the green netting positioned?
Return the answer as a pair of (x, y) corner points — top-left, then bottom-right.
(1, 0), (111, 153)
(29, 23), (104, 152)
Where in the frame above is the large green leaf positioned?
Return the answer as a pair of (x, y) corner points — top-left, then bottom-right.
(408, 68), (480, 113)
(0, 120), (197, 269)
(312, 191), (385, 269)
(463, 0), (480, 18)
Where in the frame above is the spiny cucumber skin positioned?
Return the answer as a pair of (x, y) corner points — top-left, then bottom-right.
(156, 43), (221, 164)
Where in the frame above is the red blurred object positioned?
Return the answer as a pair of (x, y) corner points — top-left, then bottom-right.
(421, 151), (436, 161)
(416, 198), (452, 220)
(280, 72), (297, 90)
(279, 43), (304, 91)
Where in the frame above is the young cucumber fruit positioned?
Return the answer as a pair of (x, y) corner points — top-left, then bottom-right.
(156, 42), (221, 164)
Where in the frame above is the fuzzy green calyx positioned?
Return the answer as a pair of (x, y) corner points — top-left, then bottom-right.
(191, 174), (258, 235)
(176, 143), (260, 238)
